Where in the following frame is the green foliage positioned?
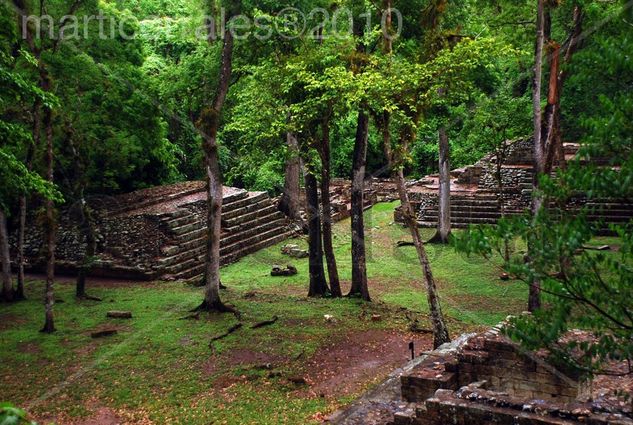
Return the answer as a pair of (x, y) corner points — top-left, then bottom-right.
(0, 403), (36, 425)
(453, 8), (633, 376)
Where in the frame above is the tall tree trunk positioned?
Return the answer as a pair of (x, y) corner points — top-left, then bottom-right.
(194, 27), (235, 313)
(16, 197), (27, 300)
(319, 118), (341, 297)
(495, 144), (510, 262)
(395, 167), (450, 349)
(529, 0), (546, 313)
(76, 193), (96, 299)
(395, 123), (450, 349)
(306, 172), (328, 297)
(16, 103), (40, 301)
(279, 131), (302, 220)
(429, 127), (451, 243)
(0, 210), (13, 302)
(41, 89), (56, 333)
(349, 107), (371, 301)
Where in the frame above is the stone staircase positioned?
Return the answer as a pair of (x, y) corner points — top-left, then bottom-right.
(401, 140), (632, 230)
(417, 192), (505, 228)
(153, 189), (295, 282)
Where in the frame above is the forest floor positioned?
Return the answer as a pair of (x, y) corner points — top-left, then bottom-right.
(0, 202), (567, 424)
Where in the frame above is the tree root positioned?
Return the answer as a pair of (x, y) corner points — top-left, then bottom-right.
(190, 300), (241, 319)
(77, 294), (103, 301)
(209, 322), (242, 344)
(426, 232), (451, 244)
(250, 315), (278, 329)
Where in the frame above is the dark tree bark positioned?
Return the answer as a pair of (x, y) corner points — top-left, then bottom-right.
(529, 0), (546, 313)
(319, 117), (341, 297)
(543, 5), (583, 174)
(279, 131), (302, 220)
(394, 127), (450, 349)
(76, 194), (96, 299)
(194, 25), (235, 313)
(429, 127), (451, 243)
(348, 107), (371, 301)
(0, 209), (13, 302)
(305, 172), (328, 297)
(41, 72), (56, 333)
(16, 102), (40, 301)
(494, 140), (511, 262)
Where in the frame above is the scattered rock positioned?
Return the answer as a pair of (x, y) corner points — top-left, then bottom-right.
(106, 311), (132, 319)
(324, 314), (336, 323)
(271, 264), (297, 276)
(499, 272), (510, 281)
(371, 314), (382, 322)
(281, 244), (308, 258)
(91, 329), (118, 338)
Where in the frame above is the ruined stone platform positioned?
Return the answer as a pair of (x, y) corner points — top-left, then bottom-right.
(397, 140), (633, 230)
(15, 181), (296, 281)
(330, 326), (633, 425)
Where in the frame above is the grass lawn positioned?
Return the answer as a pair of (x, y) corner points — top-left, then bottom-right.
(0, 202), (532, 424)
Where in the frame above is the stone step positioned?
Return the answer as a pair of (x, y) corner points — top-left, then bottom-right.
(220, 223), (290, 257)
(224, 210), (286, 234)
(221, 229), (295, 266)
(222, 195), (274, 221)
(162, 192), (274, 229)
(450, 199), (499, 207)
(418, 221), (491, 228)
(221, 217), (287, 247)
(161, 221), (290, 275)
(171, 230), (295, 281)
(170, 220), (205, 236)
(223, 203), (279, 227)
(423, 204), (501, 213)
(161, 216), (288, 258)
(173, 209), (286, 243)
(423, 210), (501, 219)
(223, 191), (269, 213)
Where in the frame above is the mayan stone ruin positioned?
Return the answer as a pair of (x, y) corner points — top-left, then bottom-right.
(396, 139), (633, 230)
(13, 181), (296, 282)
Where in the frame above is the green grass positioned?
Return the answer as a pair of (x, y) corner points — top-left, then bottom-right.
(0, 201), (569, 424)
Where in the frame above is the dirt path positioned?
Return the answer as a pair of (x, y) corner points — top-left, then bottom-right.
(299, 329), (432, 399)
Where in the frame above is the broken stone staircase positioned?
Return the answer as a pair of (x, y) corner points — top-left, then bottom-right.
(154, 189), (296, 282)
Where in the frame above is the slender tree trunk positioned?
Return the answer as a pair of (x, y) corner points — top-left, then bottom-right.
(319, 118), (341, 297)
(76, 194), (96, 298)
(381, 112), (393, 176)
(279, 131), (302, 220)
(306, 172), (328, 297)
(41, 91), (55, 333)
(395, 165), (450, 348)
(383, 0), (393, 53)
(0, 210), (13, 302)
(16, 197), (27, 300)
(194, 27), (235, 313)
(529, 0), (546, 313)
(496, 146), (510, 262)
(349, 107), (370, 301)
(16, 102), (40, 301)
(430, 127), (451, 243)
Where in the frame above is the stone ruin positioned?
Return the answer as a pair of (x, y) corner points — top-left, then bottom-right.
(13, 177), (395, 282)
(13, 181), (296, 282)
(397, 139), (633, 230)
(394, 326), (633, 425)
(329, 325), (632, 425)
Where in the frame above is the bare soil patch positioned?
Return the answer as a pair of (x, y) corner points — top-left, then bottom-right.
(0, 313), (27, 331)
(298, 329), (433, 399)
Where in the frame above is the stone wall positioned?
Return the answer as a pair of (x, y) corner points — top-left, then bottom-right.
(396, 325), (633, 425)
